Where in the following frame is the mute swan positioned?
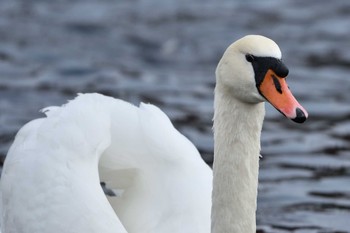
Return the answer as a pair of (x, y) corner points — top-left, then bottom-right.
(0, 35), (307, 233)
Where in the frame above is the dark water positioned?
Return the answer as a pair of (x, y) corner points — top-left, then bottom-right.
(0, 0), (349, 232)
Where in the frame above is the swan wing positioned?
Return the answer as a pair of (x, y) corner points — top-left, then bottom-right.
(1, 94), (127, 233)
(1, 93), (212, 233)
(99, 99), (212, 233)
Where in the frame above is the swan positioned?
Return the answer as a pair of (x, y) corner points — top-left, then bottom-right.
(0, 35), (307, 233)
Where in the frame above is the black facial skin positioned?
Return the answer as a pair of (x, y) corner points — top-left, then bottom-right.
(246, 54), (307, 124)
(245, 54), (289, 89)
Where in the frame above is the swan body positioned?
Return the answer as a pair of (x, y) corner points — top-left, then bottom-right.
(1, 94), (212, 233)
(0, 35), (307, 233)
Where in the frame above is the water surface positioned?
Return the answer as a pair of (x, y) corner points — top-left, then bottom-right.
(0, 0), (349, 232)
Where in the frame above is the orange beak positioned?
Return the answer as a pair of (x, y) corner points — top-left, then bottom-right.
(258, 69), (308, 123)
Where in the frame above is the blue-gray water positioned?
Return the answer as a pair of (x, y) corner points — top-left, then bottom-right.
(0, 0), (349, 232)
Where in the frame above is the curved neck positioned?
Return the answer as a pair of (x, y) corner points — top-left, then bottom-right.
(211, 84), (265, 233)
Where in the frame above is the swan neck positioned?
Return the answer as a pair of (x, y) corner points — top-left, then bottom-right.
(211, 84), (265, 233)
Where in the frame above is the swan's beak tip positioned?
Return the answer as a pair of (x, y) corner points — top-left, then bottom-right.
(291, 107), (308, 123)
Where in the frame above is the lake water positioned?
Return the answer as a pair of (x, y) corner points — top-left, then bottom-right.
(0, 0), (349, 232)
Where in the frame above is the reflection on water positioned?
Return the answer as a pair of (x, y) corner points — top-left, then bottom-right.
(0, 0), (349, 232)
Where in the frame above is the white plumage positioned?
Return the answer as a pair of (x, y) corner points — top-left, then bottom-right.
(0, 35), (307, 233)
(1, 94), (212, 233)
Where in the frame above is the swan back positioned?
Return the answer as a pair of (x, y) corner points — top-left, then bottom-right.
(1, 93), (212, 233)
(100, 100), (212, 233)
(1, 94), (126, 233)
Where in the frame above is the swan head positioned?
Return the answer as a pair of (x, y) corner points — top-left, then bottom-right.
(216, 35), (308, 123)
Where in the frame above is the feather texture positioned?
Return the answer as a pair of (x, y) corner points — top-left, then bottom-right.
(1, 93), (212, 233)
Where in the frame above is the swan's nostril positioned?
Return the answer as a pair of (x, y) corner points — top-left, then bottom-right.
(292, 107), (307, 123)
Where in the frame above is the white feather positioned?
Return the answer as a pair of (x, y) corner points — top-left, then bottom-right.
(0, 35), (295, 233)
(1, 93), (212, 233)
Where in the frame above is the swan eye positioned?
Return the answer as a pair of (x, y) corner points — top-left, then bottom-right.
(245, 54), (254, 62)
